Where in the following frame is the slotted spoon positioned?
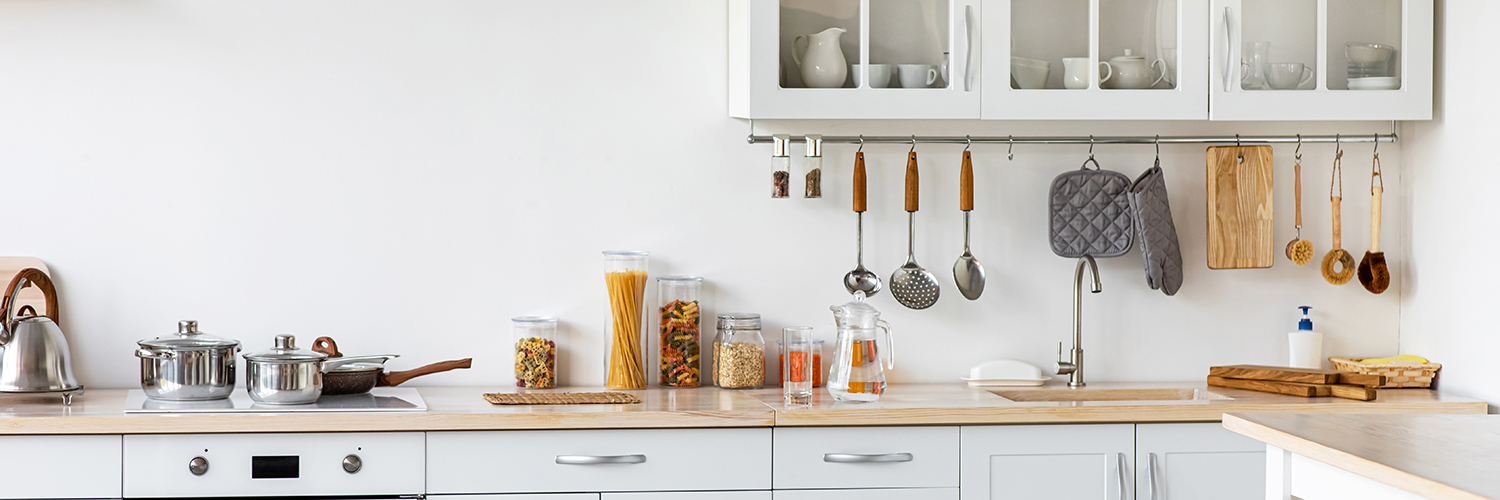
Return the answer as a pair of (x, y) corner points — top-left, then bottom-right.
(890, 151), (940, 309)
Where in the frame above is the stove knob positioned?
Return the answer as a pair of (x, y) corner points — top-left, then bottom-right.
(342, 454), (362, 474)
(188, 457), (209, 476)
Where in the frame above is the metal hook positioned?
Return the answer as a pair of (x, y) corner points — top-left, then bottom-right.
(1236, 134), (1241, 147)
(965, 135), (972, 152)
(1335, 134), (1342, 158)
(910, 135), (917, 153)
(1154, 135), (1160, 159)
(1007, 135), (1015, 161)
(1372, 133), (1380, 157)
(857, 135), (864, 153)
(1295, 134), (1302, 161)
(1088, 135), (1095, 158)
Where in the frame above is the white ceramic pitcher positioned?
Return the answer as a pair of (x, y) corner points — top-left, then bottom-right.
(793, 27), (849, 88)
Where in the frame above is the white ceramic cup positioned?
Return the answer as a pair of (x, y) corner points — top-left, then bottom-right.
(850, 64), (894, 88)
(1062, 57), (1093, 89)
(897, 64), (939, 88)
(1265, 62), (1314, 90)
(1010, 56), (1051, 89)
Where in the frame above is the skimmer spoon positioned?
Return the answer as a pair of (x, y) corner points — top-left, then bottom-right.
(890, 150), (940, 309)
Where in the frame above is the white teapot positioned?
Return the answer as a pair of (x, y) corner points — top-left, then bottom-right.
(1100, 50), (1167, 89)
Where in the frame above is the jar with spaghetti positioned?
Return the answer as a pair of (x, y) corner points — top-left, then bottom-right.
(512, 316), (557, 388)
(657, 276), (702, 387)
(713, 313), (765, 389)
(603, 251), (649, 389)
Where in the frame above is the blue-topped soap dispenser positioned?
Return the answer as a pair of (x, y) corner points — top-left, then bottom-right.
(1288, 306), (1324, 369)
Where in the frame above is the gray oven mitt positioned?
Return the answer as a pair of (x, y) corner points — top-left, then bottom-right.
(1049, 161), (1135, 258)
(1127, 162), (1183, 296)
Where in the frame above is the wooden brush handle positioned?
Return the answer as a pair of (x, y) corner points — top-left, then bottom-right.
(1331, 196), (1342, 249)
(1371, 186), (1382, 253)
(378, 358), (472, 387)
(853, 152), (867, 213)
(904, 152), (919, 212)
(1294, 163), (1303, 227)
(959, 151), (973, 211)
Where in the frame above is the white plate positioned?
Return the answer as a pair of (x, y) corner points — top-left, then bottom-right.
(960, 378), (1049, 387)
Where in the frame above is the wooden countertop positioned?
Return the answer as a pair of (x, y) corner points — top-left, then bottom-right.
(1223, 413), (1500, 500)
(0, 383), (1483, 435)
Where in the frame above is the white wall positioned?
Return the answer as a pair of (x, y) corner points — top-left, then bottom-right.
(0, 0), (1402, 389)
(1400, 0), (1499, 408)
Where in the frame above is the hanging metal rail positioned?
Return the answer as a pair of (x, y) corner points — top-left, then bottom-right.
(746, 133), (1395, 146)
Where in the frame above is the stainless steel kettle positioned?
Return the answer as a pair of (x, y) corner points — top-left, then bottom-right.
(0, 268), (82, 404)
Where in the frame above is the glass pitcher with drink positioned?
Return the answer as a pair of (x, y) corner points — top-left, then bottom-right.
(826, 292), (894, 402)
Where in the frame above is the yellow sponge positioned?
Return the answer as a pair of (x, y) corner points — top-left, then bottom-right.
(1360, 354), (1429, 365)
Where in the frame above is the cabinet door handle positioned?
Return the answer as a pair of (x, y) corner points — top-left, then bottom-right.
(1116, 452), (1130, 500)
(1147, 453), (1160, 500)
(823, 453), (914, 463)
(555, 454), (646, 465)
(963, 4), (975, 91)
(1221, 6), (1233, 93)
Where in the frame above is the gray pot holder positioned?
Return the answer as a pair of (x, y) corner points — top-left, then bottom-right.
(1049, 159), (1135, 258)
(1127, 162), (1183, 296)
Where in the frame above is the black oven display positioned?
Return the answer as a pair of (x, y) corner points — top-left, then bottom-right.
(251, 456), (299, 479)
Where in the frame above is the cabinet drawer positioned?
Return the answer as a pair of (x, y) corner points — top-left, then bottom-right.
(0, 435), (121, 499)
(773, 427), (958, 489)
(428, 428), (771, 494)
(774, 488), (957, 500)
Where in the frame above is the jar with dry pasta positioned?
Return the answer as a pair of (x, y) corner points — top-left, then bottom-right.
(603, 250), (649, 389)
(713, 313), (765, 389)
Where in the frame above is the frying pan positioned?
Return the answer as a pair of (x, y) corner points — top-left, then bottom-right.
(312, 336), (472, 396)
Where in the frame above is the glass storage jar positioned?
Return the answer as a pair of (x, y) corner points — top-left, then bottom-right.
(713, 313), (765, 389)
(512, 316), (558, 388)
(657, 276), (703, 387)
(603, 250), (649, 389)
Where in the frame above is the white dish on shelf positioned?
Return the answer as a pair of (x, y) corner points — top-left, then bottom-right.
(960, 377), (1050, 387)
(1349, 76), (1401, 90)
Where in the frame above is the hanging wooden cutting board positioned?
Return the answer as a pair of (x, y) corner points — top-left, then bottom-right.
(1206, 146), (1274, 269)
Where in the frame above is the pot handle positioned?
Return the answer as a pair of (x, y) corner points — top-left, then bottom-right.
(311, 336), (343, 357)
(2, 268), (58, 328)
(135, 348), (175, 360)
(378, 358), (472, 387)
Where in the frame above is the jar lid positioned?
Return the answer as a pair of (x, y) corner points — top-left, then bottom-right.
(657, 276), (703, 283)
(137, 320), (241, 350)
(717, 312), (761, 330)
(511, 316), (560, 324)
(243, 334), (327, 363)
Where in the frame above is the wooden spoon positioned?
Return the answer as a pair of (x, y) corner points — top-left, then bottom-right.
(1321, 151), (1355, 285)
(1358, 154), (1389, 294)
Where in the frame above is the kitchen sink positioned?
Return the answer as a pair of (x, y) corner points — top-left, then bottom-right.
(991, 388), (1230, 402)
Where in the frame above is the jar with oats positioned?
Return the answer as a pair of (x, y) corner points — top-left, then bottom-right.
(713, 313), (765, 389)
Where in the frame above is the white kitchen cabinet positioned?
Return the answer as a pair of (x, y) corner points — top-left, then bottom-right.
(604, 492), (771, 500)
(774, 488), (958, 500)
(1208, 0), (1432, 120)
(0, 435), (121, 499)
(960, 424), (1135, 500)
(773, 426), (959, 490)
(436, 496), (601, 500)
(728, 0), (982, 119)
(1136, 423), (1265, 500)
(980, 0), (1210, 120)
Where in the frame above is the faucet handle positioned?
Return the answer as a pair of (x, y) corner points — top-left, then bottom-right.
(1055, 342), (1077, 375)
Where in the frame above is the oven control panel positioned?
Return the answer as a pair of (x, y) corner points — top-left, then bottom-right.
(124, 432), (423, 498)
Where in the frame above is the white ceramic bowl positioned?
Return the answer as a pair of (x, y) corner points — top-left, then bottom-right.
(1345, 42), (1395, 64)
(1349, 76), (1401, 90)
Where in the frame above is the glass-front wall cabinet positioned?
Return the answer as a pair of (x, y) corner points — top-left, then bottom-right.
(730, 0), (981, 119)
(1209, 0), (1431, 120)
(980, 0), (1209, 120)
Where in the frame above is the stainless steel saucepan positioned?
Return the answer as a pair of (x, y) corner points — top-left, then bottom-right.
(135, 321), (240, 401)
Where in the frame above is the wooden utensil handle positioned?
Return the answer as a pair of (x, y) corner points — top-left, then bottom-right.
(1331, 196), (1342, 249)
(853, 152), (867, 213)
(1371, 186), (1382, 253)
(3, 268), (57, 324)
(1294, 163), (1303, 227)
(378, 358), (472, 387)
(311, 336), (343, 357)
(904, 152), (919, 212)
(959, 151), (973, 211)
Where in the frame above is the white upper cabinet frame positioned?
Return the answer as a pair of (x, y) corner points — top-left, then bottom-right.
(729, 0), (983, 119)
(980, 0), (1210, 120)
(1209, 0), (1432, 120)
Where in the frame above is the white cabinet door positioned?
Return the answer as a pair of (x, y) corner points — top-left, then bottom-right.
(0, 435), (121, 500)
(774, 488), (958, 500)
(435, 495), (600, 500)
(728, 0), (982, 119)
(1208, 0), (1432, 120)
(604, 493), (770, 500)
(980, 0), (1210, 120)
(1135, 423), (1265, 500)
(961, 424), (1134, 500)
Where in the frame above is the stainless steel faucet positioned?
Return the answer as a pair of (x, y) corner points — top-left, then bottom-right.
(1055, 255), (1101, 388)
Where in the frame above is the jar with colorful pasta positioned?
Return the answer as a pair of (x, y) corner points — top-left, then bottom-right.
(512, 316), (558, 388)
(657, 276), (703, 387)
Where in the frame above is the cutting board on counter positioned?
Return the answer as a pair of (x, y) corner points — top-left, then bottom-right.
(1210, 365), (1386, 387)
(1206, 146), (1274, 269)
(1208, 376), (1376, 401)
(0, 258), (52, 315)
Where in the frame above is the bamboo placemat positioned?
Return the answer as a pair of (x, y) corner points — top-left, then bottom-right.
(483, 392), (642, 405)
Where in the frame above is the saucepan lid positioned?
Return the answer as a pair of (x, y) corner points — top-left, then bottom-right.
(138, 320), (241, 350)
(243, 334), (327, 363)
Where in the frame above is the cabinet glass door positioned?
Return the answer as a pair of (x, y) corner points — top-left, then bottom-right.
(1209, 0), (1432, 120)
(980, 0), (1208, 119)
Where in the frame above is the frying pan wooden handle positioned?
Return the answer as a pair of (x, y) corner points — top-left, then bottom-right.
(311, 336), (343, 358)
(378, 358), (472, 387)
(853, 152), (867, 213)
(1371, 186), (1382, 253)
(3, 268), (57, 325)
(1331, 196), (1342, 250)
(959, 151), (974, 211)
(904, 152), (919, 212)
(1294, 163), (1303, 227)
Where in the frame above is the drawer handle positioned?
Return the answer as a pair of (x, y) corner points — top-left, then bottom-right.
(555, 454), (647, 465)
(823, 453), (914, 463)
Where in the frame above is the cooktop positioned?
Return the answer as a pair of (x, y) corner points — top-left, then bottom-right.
(123, 387), (427, 414)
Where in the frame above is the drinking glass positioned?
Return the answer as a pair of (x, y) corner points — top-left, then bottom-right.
(783, 327), (814, 406)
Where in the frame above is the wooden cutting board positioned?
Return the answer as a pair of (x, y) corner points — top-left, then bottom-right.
(0, 257), (51, 314)
(1209, 365), (1386, 387)
(1207, 376), (1376, 401)
(1206, 146), (1274, 269)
